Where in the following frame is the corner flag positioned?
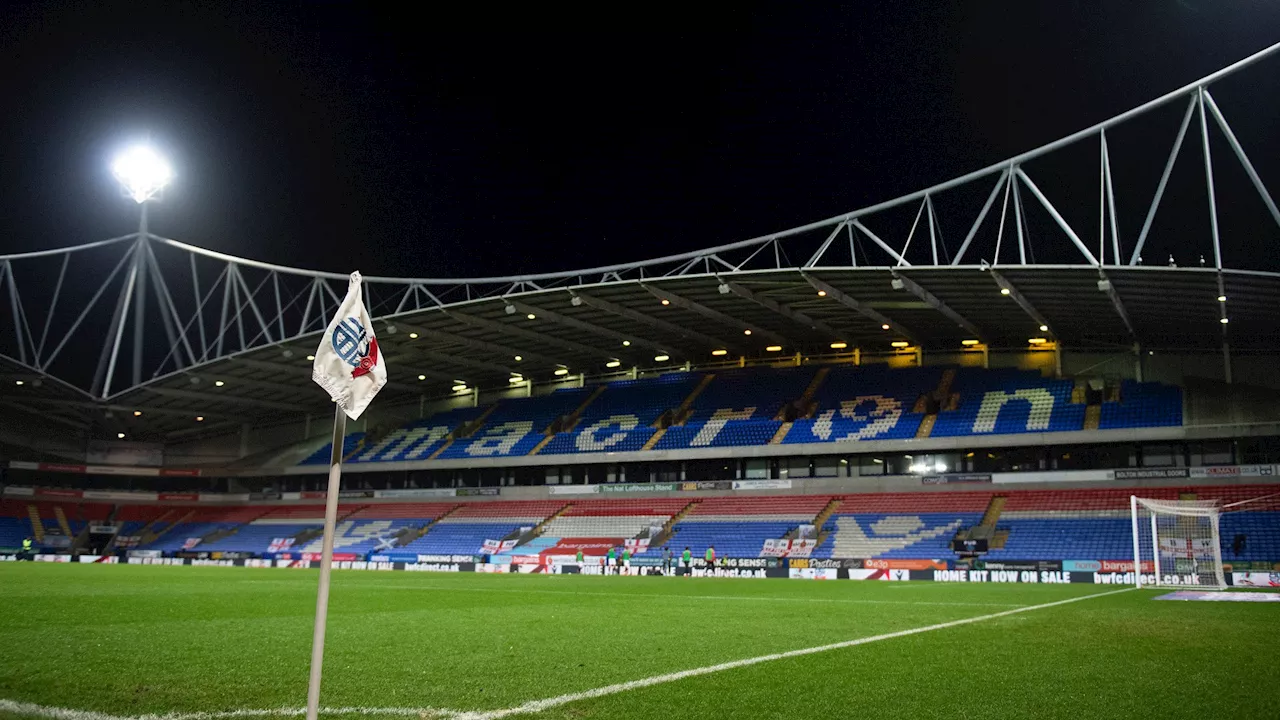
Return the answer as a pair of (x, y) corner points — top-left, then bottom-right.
(304, 271), (388, 720)
(312, 271), (387, 420)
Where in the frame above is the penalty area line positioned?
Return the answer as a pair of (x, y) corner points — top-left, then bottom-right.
(450, 586), (1136, 720)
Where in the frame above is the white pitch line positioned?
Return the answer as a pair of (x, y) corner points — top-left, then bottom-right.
(449, 587), (1136, 720)
(0, 587), (1133, 720)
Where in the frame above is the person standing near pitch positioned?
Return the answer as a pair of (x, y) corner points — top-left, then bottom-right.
(705, 545), (716, 576)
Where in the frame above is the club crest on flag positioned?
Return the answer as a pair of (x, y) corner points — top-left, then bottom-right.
(312, 272), (388, 420)
(331, 317), (380, 379)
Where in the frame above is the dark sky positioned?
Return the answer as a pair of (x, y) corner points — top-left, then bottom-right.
(2, 1), (1279, 277)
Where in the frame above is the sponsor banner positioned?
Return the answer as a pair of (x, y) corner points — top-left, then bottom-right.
(717, 557), (779, 569)
(248, 491), (282, 501)
(1112, 468), (1190, 480)
(270, 552), (359, 563)
(809, 558), (865, 570)
(732, 479), (791, 490)
(789, 567), (838, 580)
(761, 539), (789, 557)
(87, 440), (164, 467)
(846, 568), (911, 581)
(1231, 572), (1280, 587)
(88, 524), (120, 534)
(934, 569), (1076, 584)
(1063, 560), (1102, 573)
(1098, 559), (1154, 573)
(923, 473), (992, 485)
(456, 488), (500, 497)
(1092, 572), (1205, 586)
(548, 485), (600, 495)
(159, 492), (200, 502)
(38, 488), (84, 499)
(1, 485), (35, 496)
(600, 483), (677, 494)
(159, 468), (202, 477)
(681, 481), (732, 491)
(35, 554), (73, 562)
(87, 465), (161, 477)
(864, 558), (948, 571)
(83, 490), (150, 501)
(973, 560), (1062, 573)
(41, 464), (89, 475)
(1156, 590), (1280, 602)
(76, 555), (119, 564)
(297, 489), (376, 500)
(128, 550), (163, 558)
(372, 488), (457, 499)
(481, 539), (501, 553)
(1189, 465), (1274, 478)
(788, 538), (816, 558)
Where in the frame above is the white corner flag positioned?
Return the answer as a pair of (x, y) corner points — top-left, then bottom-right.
(312, 271), (387, 420)
(304, 271), (388, 720)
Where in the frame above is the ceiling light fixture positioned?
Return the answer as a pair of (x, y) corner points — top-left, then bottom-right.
(891, 341), (909, 348)
(711, 349), (728, 356)
(654, 354), (670, 362)
(830, 342), (847, 350)
(214, 380), (225, 387)
(765, 345), (782, 352)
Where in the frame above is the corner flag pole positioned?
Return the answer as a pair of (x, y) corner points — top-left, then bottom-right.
(305, 403), (348, 720)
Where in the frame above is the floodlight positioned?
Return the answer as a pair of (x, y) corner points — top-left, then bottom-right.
(112, 145), (172, 203)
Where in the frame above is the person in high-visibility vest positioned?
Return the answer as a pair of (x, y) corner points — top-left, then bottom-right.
(682, 546), (692, 576)
(606, 546), (616, 575)
(21, 537), (34, 561)
(575, 549), (584, 565)
(705, 546), (716, 575)
(622, 547), (631, 574)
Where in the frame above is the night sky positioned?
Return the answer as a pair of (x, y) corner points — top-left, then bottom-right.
(2, 1), (1279, 277)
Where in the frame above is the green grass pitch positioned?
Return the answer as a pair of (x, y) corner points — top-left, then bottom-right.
(0, 564), (1277, 719)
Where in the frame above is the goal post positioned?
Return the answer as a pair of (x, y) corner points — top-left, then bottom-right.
(1130, 496), (1226, 589)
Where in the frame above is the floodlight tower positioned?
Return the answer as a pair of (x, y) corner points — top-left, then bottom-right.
(97, 145), (172, 398)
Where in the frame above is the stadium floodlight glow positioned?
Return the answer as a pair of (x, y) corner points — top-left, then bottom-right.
(606, 360), (621, 368)
(554, 368), (569, 376)
(711, 349), (728, 356)
(526, 313), (536, 320)
(1217, 295), (1227, 302)
(408, 332), (419, 339)
(14, 380), (22, 386)
(830, 342), (847, 349)
(1220, 317), (1229, 324)
(417, 374), (426, 381)
(621, 340), (631, 347)
(765, 345), (783, 352)
(961, 339), (980, 346)
(935, 462), (947, 472)
(451, 384), (468, 392)
(1039, 324), (1049, 332)
(214, 380), (225, 387)
(133, 410), (142, 417)
(195, 416), (204, 422)
(743, 329), (752, 336)
(1000, 287), (1011, 295)
(508, 375), (523, 384)
(306, 354), (315, 361)
(817, 290), (827, 297)
(112, 144), (172, 203)
(891, 341), (909, 348)
(654, 354), (670, 362)
(660, 299), (670, 306)
(514, 355), (522, 361)
(909, 462), (927, 473)
(1028, 337), (1047, 344)
(881, 324), (890, 330)
(117, 432), (126, 439)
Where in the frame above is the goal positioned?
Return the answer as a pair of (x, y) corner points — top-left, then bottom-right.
(1129, 496), (1226, 589)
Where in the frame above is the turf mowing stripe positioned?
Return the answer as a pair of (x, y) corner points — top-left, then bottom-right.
(358, 582), (1026, 607)
(450, 587), (1137, 720)
(0, 700), (457, 720)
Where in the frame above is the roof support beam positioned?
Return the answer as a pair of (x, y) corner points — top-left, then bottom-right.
(142, 386), (309, 412)
(890, 272), (986, 340)
(719, 280), (840, 342)
(1096, 271), (1138, 341)
(799, 273), (919, 345)
(566, 289), (740, 354)
(502, 299), (675, 363)
(986, 267), (1053, 334)
(639, 284), (787, 346)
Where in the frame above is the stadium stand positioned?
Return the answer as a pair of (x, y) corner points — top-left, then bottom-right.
(539, 375), (701, 455)
(815, 493), (993, 559)
(400, 500), (563, 555)
(299, 367), (1185, 466)
(670, 495), (830, 557)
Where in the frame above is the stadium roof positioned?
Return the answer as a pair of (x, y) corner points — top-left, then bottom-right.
(3, 41), (1280, 440)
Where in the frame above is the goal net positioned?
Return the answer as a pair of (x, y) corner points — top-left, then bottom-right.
(1130, 496), (1226, 589)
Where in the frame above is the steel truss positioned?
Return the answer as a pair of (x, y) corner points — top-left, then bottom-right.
(0, 41), (1277, 422)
